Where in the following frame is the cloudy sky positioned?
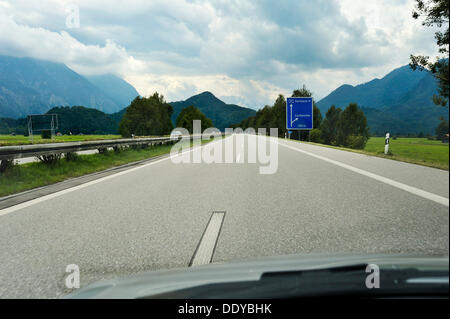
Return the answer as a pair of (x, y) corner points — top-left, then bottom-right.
(0, 0), (440, 109)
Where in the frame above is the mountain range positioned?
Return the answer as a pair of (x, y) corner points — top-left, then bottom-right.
(0, 55), (256, 132)
(170, 92), (256, 130)
(0, 55), (139, 118)
(0, 91), (257, 135)
(0, 55), (448, 135)
(316, 65), (448, 135)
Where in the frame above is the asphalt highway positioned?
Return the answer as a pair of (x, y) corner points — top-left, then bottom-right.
(0, 134), (448, 298)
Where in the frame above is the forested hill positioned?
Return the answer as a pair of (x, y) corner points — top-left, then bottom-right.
(316, 64), (448, 135)
(170, 92), (256, 130)
(0, 55), (139, 118)
(0, 106), (124, 135)
(0, 93), (257, 135)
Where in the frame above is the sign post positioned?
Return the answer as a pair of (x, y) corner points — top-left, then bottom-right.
(384, 132), (390, 154)
(286, 98), (313, 139)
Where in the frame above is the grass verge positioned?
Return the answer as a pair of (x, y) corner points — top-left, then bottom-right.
(293, 137), (449, 170)
(0, 134), (124, 146)
(0, 138), (213, 197)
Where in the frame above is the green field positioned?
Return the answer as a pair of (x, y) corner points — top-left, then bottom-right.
(364, 137), (449, 169)
(302, 137), (449, 170)
(0, 134), (122, 146)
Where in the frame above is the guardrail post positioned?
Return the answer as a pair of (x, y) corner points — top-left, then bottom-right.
(384, 132), (390, 155)
(37, 154), (62, 165)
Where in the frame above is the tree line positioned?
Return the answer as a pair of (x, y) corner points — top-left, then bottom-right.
(119, 93), (214, 137)
(234, 85), (370, 149)
(118, 87), (371, 149)
(0, 106), (123, 136)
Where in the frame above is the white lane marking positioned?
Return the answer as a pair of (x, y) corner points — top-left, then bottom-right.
(190, 211), (225, 266)
(235, 139), (244, 163)
(278, 141), (449, 207)
(0, 137), (230, 217)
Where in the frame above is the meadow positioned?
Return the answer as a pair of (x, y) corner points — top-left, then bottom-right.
(303, 137), (449, 170)
(364, 137), (449, 170)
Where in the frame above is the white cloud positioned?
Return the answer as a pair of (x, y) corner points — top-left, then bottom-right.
(0, 0), (443, 108)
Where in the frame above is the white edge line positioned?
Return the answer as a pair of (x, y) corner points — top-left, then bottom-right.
(0, 136), (230, 217)
(278, 140), (449, 207)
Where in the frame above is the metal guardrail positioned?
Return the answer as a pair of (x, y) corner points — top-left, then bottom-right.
(0, 134), (226, 161)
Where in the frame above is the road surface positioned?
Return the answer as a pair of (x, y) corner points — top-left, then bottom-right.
(0, 134), (448, 298)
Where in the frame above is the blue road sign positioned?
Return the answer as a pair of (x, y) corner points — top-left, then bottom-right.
(286, 97), (313, 130)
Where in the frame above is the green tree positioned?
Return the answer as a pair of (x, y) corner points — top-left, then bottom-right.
(336, 103), (370, 148)
(313, 103), (323, 129)
(271, 94), (287, 137)
(47, 106), (119, 135)
(255, 105), (275, 131)
(231, 86), (321, 139)
(309, 128), (323, 143)
(410, 0), (449, 106)
(292, 85), (313, 99)
(175, 105), (213, 134)
(321, 105), (342, 145)
(436, 116), (449, 140)
(119, 93), (173, 137)
(233, 94), (286, 137)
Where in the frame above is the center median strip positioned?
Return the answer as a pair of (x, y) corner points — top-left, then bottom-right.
(189, 211), (226, 267)
(278, 140), (449, 207)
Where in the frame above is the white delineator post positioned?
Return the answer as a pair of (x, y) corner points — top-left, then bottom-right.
(384, 132), (390, 154)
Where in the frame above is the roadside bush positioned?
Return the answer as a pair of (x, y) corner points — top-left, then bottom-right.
(41, 130), (52, 139)
(346, 135), (368, 149)
(309, 129), (323, 143)
(98, 147), (108, 154)
(436, 118), (449, 140)
(0, 159), (14, 173)
(65, 152), (78, 161)
(37, 154), (61, 165)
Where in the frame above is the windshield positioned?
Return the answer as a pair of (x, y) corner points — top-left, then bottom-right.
(0, 0), (448, 303)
